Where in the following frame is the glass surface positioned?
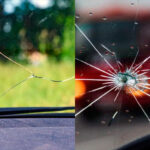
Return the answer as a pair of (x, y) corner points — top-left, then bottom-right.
(0, 0), (74, 107)
(75, 0), (150, 149)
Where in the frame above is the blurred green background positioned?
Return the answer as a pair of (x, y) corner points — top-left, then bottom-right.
(0, 0), (74, 107)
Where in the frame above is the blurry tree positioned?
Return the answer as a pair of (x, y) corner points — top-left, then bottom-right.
(0, 0), (74, 61)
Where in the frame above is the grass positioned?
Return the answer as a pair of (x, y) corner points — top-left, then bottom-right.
(0, 59), (74, 107)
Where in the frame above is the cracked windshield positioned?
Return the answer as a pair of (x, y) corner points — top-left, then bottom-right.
(0, 0), (74, 107)
(75, 0), (150, 149)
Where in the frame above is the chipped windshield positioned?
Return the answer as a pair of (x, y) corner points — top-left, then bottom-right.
(75, 0), (150, 149)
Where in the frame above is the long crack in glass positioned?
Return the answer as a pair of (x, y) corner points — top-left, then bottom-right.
(0, 51), (74, 98)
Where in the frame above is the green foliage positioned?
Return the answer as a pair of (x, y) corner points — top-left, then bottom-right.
(0, 0), (74, 61)
(61, 16), (75, 60)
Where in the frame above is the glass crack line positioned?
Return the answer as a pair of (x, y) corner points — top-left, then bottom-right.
(76, 58), (114, 77)
(75, 24), (117, 73)
(0, 75), (33, 98)
(0, 51), (74, 98)
(75, 86), (117, 117)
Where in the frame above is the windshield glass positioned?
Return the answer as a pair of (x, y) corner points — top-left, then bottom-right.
(75, 0), (150, 149)
(0, 0), (74, 107)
